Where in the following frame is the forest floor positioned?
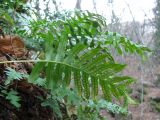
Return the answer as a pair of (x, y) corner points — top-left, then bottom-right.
(122, 56), (160, 120)
(129, 84), (160, 120)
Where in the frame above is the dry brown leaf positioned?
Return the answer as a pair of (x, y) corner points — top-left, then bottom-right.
(0, 35), (25, 57)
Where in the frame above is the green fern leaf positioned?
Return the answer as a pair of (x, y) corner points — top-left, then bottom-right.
(82, 72), (90, 99)
(91, 77), (98, 99)
(46, 62), (56, 89)
(100, 80), (112, 101)
(2, 90), (21, 108)
(64, 66), (72, 86)
(73, 69), (82, 96)
(28, 62), (46, 83)
(5, 67), (27, 85)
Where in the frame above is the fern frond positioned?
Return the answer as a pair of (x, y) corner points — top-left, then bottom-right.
(5, 67), (27, 85)
(1, 89), (21, 108)
(73, 69), (82, 96)
(25, 43), (132, 100)
(82, 72), (90, 99)
(46, 63), (56, 89)
(2, 11), (147, 102)
(63, 66), (72, 86)
(91, 77), (98, 98)
(104, 31), (151, 55)
(100, 80), (112, 101)
(28, 62), (46, 83)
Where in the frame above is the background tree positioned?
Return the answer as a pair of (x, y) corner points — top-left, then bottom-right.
(153, 0), (160, 62)
(75, 0), (81, 10)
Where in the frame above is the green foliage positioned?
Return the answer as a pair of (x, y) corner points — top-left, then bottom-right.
(5, 67), (46, 87)
(5, 67), (28, 85)
(0, 6), (150, 119)
(41, 97), (62, 119)
(97, 99), (127, 114)
(0, 67), (47, 110)
(0, 67), (26, 108)
(49, 87), (81, 119)
(25, 11), (148, 119)
(28, 54), (132, 101)
(40, 86), (128, 120)
(25, 11), (149, 102)
(0, 88), (21, 108)
(0, 9), (14, 26)
(0, 0), (31, 35)
(76, 99), (128, 120)
(21, 11), (149, 55)
(104, 32), (150, 56)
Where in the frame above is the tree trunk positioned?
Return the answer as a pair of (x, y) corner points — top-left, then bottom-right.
(75, 0), (81, 10)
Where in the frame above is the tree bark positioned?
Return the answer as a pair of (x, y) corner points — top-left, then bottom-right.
(75, 0), (81, 10)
